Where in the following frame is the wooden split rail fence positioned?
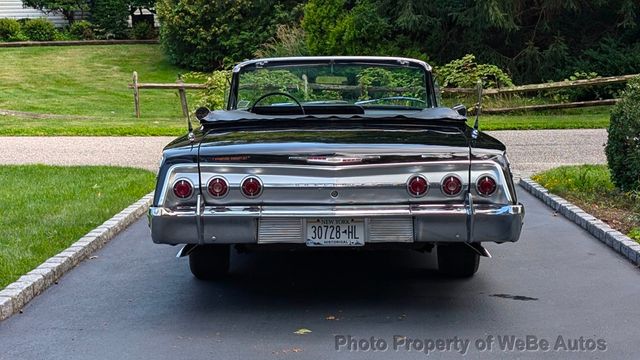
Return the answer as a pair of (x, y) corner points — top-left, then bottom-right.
(447, 73), (637, 114)
(129, 71), (638, 117)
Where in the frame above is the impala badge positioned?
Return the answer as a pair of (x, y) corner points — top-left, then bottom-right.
(289, 155), (380, 164)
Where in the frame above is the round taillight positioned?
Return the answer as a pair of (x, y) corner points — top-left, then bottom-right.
(241, 177), (262, 198)
(476, 175), (497, 196)
(407, 175), (429, 197)
(442, 175), (463, 196)
(207, 177), (229, 198)
(173, 179), (193, 199)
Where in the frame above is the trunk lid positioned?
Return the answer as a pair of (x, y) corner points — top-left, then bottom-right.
(196, 125), (472, 205)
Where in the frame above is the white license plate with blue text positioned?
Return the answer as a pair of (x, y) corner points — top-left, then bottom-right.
(305, 218), (365, 246)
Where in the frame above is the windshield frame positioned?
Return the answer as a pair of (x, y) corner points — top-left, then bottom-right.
(226, 56), (437, 111)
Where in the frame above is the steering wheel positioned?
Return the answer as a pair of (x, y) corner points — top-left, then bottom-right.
(249, 92), (305, 115)
(355, 96), (426, 106)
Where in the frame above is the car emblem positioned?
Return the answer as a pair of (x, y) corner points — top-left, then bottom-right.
(289, 155), (380, 164)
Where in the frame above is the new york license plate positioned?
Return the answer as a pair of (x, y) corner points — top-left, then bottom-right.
(305, 218), (365, 247)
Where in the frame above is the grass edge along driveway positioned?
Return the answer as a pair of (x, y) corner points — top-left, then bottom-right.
(0, 165), (155, 289)
(533, 164), (640, 243)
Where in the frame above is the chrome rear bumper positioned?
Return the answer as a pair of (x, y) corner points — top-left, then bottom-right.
(149, 202), (524, 245)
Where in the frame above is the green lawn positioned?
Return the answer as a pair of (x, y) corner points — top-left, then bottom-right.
(476, 107), (611, 131)
(0, 44), (190, 136)
(533, 165), (639, 243)
(0, 165), (155, 289)
(0, 44), (612, 135)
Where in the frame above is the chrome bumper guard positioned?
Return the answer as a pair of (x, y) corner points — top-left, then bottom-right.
(149, 202), (524, 245)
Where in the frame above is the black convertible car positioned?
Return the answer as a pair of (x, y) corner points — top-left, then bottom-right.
(149, 56), (524, 280)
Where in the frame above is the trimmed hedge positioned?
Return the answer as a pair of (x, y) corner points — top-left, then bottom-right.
(605, 76), (640, 191)
(69, 20), (95, 40)
(0, 19), (22, 41)
(22, 18), (57, 41)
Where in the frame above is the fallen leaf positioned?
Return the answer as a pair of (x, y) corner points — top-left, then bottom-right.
(294, 328), (312, 335)
(89, 256), (98, 259)
(325, 315), (338, 320)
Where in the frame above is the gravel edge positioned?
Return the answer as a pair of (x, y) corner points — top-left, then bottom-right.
(519, 178), (640, 266)
(0, 192), (154, 321)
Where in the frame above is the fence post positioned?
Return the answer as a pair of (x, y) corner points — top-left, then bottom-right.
(132, 71), (140, 118)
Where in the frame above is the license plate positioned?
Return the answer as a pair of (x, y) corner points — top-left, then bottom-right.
(305, 218), (365, 246)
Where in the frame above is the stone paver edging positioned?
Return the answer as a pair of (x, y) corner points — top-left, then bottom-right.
(0, 192), (154, 321)
(519, 178), (640, 266)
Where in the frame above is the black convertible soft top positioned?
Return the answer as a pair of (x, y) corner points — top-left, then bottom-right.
(201, 107), (466, 123)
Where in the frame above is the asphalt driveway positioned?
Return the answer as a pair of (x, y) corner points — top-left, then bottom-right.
(0, 188), (638, 359)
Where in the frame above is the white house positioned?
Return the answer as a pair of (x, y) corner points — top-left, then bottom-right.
(0, 1), (156, 27)
(0, 0), (73, 27)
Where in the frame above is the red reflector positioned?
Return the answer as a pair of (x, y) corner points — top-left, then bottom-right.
(442, 175), (463, 196)
(477, 176), (497, 196)
(241, 177), (262, 197)
(173, 179), (193, 198)
(208, 177), (229, 197)
(407, 175), (428, 197)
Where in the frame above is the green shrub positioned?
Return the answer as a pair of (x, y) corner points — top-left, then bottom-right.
(301, 0), (426, 60)
(605, 76), (640, 191)
(53, 29), (75, 41)
(0, 19), (22, 41)
(255, 24), (307, 58)
(92, 0), (129, 39)
(22, 18), (57, 41)
(182, 71), (231, 111)
(131, 21), (157, 40)
(434, 54), (514, 89)
(157, 0), (303, 71)
(69, 20), (95, 40)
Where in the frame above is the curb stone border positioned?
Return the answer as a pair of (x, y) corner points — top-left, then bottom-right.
(519, 178), (640, 267)
(0, 192), (154, 321)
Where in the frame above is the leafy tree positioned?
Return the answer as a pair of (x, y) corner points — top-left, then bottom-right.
(92, 0), (130, 39)
(158, 0), (304, 71)
(301, 0), (640, 83)
(22, 0), (90, 24)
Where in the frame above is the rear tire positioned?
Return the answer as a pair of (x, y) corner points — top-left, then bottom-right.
(437, 244), (480, 278)
(189, 245), (230, 280)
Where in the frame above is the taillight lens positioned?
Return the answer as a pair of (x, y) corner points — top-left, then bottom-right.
(442, 175), (463, 196)
(207, 177), (229, 197)
(241, 177), (263, 197)
(173, 179), (193, 198)
(407, 175), (429, 197)
(476, 176), (497, 196)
